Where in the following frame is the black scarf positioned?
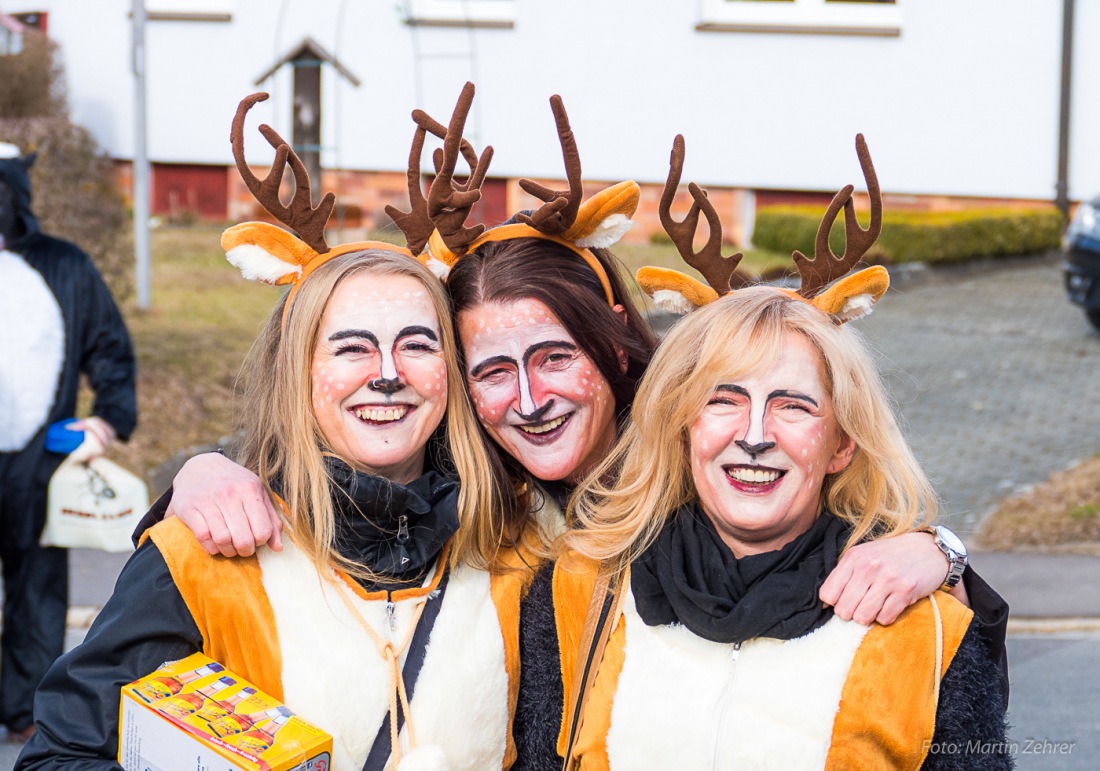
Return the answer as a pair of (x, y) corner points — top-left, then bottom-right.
(323, 458), (460, 590)
(631, 504), (850, 644)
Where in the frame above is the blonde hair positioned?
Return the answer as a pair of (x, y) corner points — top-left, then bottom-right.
(235, 250), (507, 580)
(564, 286), (936, 562)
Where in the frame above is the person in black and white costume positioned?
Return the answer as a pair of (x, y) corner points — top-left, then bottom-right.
(0, 141), (136, 743)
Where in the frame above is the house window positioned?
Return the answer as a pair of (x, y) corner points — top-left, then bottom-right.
(698, 0), (901, 37)
(402, 0), (515, 29)
(0, 26), (22, 56)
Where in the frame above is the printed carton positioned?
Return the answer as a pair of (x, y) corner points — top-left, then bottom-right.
(119, 653), (332, 771)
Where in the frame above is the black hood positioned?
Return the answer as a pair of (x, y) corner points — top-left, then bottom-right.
(0, 150), (41, 250)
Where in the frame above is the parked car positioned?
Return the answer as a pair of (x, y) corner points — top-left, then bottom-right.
(1063, 196), (1100, 331)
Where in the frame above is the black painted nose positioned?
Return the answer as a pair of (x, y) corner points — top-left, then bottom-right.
(516, 399), (555, 423)
(735, 439), (776, 458)
(368, 377), (404, 395)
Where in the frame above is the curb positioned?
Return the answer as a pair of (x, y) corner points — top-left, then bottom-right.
(66, 606), (101, 630)
(883, 249), (1062, 293)
(1007, 617), (1100, 635)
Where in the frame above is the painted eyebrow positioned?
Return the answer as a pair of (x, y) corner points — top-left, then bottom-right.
(522, 340), (578, 369)
(329, 329), (379, 346)
(768, 389), (819, 408)
(470, 354), (517, 379)
(713, 384), (819, 408)
(396, 325), (438, 342)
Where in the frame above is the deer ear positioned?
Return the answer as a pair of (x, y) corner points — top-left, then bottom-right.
(222, 222), (317, 285)
(809, 265), (889, 322)
(636, 266), (719, 315)
(420, 229), (461, 280)
(564, 181), (639, 248)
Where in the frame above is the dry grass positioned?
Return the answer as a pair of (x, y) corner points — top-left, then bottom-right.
(93, 226), (787, 483)
(91, 225), (274, 481)
(977, 455), (1100, 553)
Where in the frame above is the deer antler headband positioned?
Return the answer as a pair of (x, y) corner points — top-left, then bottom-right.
(637, 133), (889, 323)
(402, 84), (640, 307)
(222, 92), (420, 322)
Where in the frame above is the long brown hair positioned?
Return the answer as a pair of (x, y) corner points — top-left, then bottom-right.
(446, 236), (658, 545)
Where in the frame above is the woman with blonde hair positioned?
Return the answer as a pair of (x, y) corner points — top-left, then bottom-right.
(550, 136), (1010, 770)
(17, 96), (528, 771)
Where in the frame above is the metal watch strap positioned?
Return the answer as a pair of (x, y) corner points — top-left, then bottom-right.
(929, 525), (967, 590)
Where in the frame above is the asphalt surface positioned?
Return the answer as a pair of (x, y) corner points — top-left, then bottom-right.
(1, 252), (1098, 764)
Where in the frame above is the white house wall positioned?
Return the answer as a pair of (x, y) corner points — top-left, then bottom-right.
(4, 0), (1092, 201)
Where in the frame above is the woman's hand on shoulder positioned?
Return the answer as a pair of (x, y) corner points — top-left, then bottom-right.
(819, 531), (966, 626)
(167, 452), (282, 557)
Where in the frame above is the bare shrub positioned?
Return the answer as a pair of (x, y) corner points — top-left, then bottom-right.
(0, 30), (131, 298)
(0, 30), (66, 118)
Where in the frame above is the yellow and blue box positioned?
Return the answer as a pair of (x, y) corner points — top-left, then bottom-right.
(119, 652), (332, 771)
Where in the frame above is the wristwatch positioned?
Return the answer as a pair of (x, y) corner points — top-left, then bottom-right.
(927, 525), (968, 590)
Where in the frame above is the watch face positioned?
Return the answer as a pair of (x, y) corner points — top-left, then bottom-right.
(936, 526), (967, 557)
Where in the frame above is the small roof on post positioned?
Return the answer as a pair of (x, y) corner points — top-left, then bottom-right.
(253, 36), (361, 87)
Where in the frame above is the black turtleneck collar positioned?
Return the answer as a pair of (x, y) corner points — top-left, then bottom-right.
(323, 457), (460, 591)
(536, 478), (573, 512)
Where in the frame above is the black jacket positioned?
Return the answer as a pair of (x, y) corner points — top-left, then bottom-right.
(15, 465), (460, 768)
(0, 153), (136, 543)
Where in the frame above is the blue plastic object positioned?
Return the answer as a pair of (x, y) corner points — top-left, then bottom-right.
(45, 418), (84, 454)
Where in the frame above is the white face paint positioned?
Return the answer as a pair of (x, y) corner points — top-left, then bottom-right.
(311, 273), (448, 484)
(688, 333), (856, 557)
(458, 298), (617, 484)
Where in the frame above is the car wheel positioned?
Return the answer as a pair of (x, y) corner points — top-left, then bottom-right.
(1088, 310), (1100, 332)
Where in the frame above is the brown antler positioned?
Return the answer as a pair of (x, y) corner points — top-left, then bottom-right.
(231, 92), (334, 254)
(387, 91), (488, 255)
(659, 135), (750, 295)
(516, 95), (583, 236)
(384, 124), (434, 255)
(793, 133), (882, 299)
(416, 82), (493, 254)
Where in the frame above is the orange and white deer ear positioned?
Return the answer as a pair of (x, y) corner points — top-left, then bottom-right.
(222, 222), (318, 285)
(636, 266), (719, 315)
(419, 230), (461, 280)
(808, 264), (889, 323)
(563, 181), (640, 249)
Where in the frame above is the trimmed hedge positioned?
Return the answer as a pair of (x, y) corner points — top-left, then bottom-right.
(753, 205), (1064, 265)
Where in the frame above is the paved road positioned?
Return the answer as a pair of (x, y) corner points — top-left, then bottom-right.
(859, 254), (1099, 536)
(1006, 632), (1100, 770)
